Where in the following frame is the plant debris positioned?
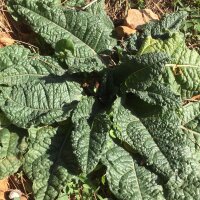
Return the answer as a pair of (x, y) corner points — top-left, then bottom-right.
(0, 32), (14, 47)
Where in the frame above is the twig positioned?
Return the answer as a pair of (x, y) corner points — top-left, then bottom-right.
(8, 176), (17, 189)
(15, 40), (39, 53)
(181, 126), (199, 135)
(165, 64), (199, 68)
(153, 1), (164, 15)
(82, 0), (97, 10)
(184, 99), (199, 102)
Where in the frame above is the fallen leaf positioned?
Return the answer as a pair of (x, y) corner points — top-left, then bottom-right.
(172, 66), (183, 76)
(191, 94), (200, 101)
(124, 9), (159, 29)
(0, 32), (15, 47)
(0, 178), (9, 200)
(20, 196), (27, 200)
(115, 26), (136, 38)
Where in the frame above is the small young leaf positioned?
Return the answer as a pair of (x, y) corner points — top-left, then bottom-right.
(55, 38), (75, 56)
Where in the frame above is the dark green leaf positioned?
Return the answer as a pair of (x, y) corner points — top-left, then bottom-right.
(71, 97), (110, 174)
(9, 0), (116, 73)
(0, 81), (82, 128)
(23, 126), (76, 200)
(103, 140), (165, 200)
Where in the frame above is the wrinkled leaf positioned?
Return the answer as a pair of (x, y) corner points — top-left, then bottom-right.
(0, 45), (65, 86)
(111, 98), (173, 177)
(0, 129), (23, 179)
(9, 0), (116, 73)
(71, 97), (110, 174)
(23, 126), (76, 200)
(0, 80), (82, 128)
(126, 82), (181, 109)
(103, 140), (165, 200)
(138, 33), (200, 100)
(141, 11), (188, 38)
(123, 52), (169, 91)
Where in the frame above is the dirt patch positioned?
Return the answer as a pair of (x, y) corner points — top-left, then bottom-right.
(145, 0), (174, 16)
(105, 0), (130, 24)
(0, 174), (33, 200)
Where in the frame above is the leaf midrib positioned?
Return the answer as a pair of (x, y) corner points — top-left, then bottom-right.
(2, 91), (63, 112)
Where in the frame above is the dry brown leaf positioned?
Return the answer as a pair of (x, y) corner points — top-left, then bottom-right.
(124, 9), (159, 29)
(191, 94), (200, 101)
(20, 196), (28, 200)
(172, 66), (183, 76)
(115, 26), (136, 38)
(0, 178), (9, 200)
(0, 32), (15, 47)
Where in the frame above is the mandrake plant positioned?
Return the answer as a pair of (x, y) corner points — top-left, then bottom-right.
(0, 0), (200, 199)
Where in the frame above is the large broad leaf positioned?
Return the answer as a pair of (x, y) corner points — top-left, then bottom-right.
(103, 139), (165, 200)
(181, 102), (200, 200)
(65, 0), (112, 23)
(140, 108), (198, 173)
(122, 52), (169, 91)
(164, 172), (200, 200)
(181, 101), (200, 162)
(138, 32), (200, 100)
(111, 98), (173, 177)
(86, 0), (114, 32)
(0, 80), (82, 128)
(71, 97), (110, 174)
(137, 106), (200, 199)
(182, 101), (200, 124)
(0, 45), (65, 86)
(0, 44), (30, 68)
(0, 129), (23, 179)
(23, 126), (77, 200)
(9, 0), (116, 73)
(126, 82), (181, 109)
(141, 11), (188, 38)
(182, 117), (200, 161)
(109, 99), (200, 199)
